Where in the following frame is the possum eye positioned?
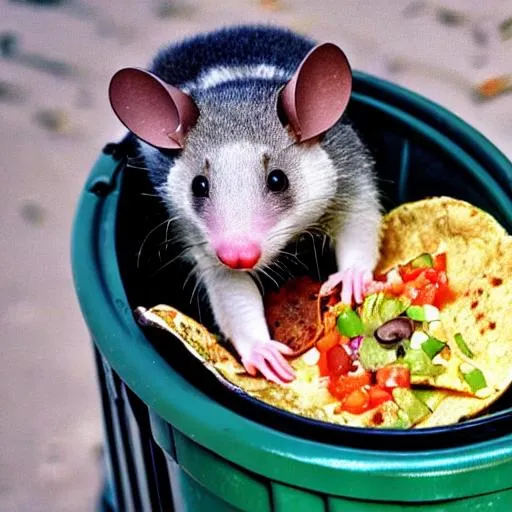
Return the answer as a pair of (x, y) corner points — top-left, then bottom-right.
(191, 175), (209, 198)
(267, 169), (289, 193)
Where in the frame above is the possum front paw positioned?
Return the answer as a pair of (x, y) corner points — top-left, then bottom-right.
(238, 339), (295, 384)
(320, 267), (373, 305)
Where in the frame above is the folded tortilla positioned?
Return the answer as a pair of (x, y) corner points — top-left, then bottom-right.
(136, 197), (512, 429)
(377, 197), (512, 426)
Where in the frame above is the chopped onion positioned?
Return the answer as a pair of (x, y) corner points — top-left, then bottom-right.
(347, 359), (365, 376)
(424, 304), (440, 322)
(349, 336), (363, 352)
(302, 347), (321, 366)
(318, 377), (330, 388)
(410, 330), (429, 349)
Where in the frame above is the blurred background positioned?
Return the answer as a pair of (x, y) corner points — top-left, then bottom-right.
(0, 0), (510, 510)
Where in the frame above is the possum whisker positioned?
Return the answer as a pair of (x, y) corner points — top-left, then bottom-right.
(258, 266), (280, 289)
(182, 260), (201, 291)
(126, 164), (148, 171)
(182, 251), (216, 291)
(189, 277), (203, 305)
(139, 192), (161, 198)
(158, 217), (174, 261)
(149, 241), (208, 277)
(153, 234), (182, 250)
(321, 233), (330, 254)
(266, 221), (327, 246)
(126, 163), (154, 171)
(264, 262), (287, 282)
(137, 216), (181, 268)
(303, 229), (321, 280)
(277, 249), (309, 270)
(248, 269), (265, 294)
(188, 262), (220, 304)
(271, 259), (295, 279)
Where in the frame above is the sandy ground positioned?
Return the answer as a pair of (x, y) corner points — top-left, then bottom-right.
(0, 1), (510, 511)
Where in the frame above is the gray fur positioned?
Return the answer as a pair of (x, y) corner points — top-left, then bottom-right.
(129, 28), (383, 377)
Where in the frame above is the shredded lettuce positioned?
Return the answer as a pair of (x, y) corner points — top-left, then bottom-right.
(359, 293), (411, 335)
(359, 336), (397, 371)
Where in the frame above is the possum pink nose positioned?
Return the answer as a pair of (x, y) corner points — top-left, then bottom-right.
(216, 242), (262, 269)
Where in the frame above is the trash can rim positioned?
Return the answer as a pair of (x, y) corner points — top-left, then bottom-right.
(71, 74), (512, 502)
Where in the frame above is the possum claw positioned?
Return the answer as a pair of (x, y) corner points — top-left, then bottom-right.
(321, 267), (373, 305)
(241, 340), (295, 384)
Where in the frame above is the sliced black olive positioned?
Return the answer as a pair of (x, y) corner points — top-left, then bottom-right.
(375, 318), (414, 345)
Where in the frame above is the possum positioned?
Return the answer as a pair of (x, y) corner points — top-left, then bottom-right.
(109, 25), (381, 384)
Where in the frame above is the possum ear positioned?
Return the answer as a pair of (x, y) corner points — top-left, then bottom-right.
(278, 43), (352, 142)
(109, 68), (199, 149)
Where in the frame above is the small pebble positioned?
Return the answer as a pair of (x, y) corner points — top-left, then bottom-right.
(499, 17), (512, 40)
(402, 1), (426, 19)
(0, 80), (27, 104)
(20, 200), (46, 226)
(260, 0), (283, 11)
(74, 88), (94, 108)
(92, 442), (104, 461)
(435, 7), (466, 26)
(0, 32), (19, 58)
(155, 1), (195, 19)
(156, 2), (175, 18)
(34, 108), (72, 134)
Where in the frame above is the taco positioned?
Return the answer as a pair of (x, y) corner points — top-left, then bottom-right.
(374, 197), (512, 427)
(136, 197), (512, 429)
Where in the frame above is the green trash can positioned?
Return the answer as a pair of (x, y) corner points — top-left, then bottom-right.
(72, 71), (512, 512)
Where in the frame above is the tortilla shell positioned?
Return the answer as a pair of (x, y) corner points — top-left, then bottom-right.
(377, 197), (512, 407)
(136, 304), (413, 428)
(136, 197), (512, 429)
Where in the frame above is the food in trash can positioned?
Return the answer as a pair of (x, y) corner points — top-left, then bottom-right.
(136, 197), (512, 428)
(263, 275), (324, 356)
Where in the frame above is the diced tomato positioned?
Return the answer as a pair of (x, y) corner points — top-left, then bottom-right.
(368, 386), (393, 408)
(317, 331), (343, 352)
(412, 272), (430, 289)
(399, 266), (425, 282)
(328, 371), (372, 400)
(423, 268), (440, 284)
(434, 253), (447, 272)
(327, 294), (339, 307)
(376, 365), (411, 390)
(374, 273), (388, 282)
(403, 282), (420, 301)
(386, 282), (405, 296)
(436, 271), (448, 286)
(326, 345), (352, 377)
(341, 388), (370, 414)
(381, 253), (453, 309)
(433, 282), (456, 309)
(412, 283), (438, 305)
(318, 350), (330, 376)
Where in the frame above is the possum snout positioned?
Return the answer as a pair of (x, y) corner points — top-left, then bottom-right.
(215, 240), (262, 269)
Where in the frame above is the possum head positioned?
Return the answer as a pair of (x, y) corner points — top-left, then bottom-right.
(109, 43), (353, 271)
